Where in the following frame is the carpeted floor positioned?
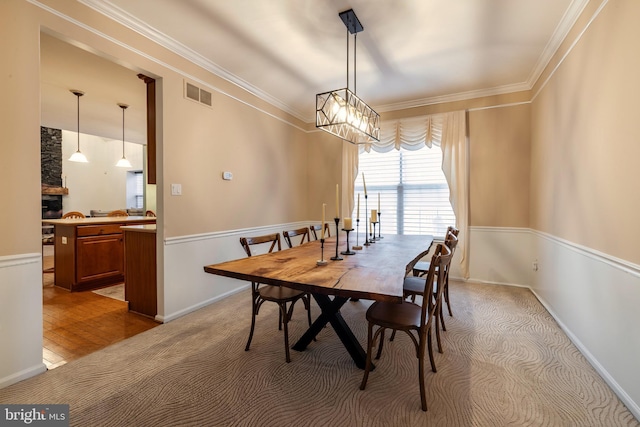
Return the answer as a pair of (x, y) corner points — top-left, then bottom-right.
(2, 281), (637, 426)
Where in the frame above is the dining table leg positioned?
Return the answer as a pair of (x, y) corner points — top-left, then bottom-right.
(292, 293), (374, 370)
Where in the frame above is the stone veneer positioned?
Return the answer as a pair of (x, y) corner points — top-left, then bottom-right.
(41, 126), (62, 187)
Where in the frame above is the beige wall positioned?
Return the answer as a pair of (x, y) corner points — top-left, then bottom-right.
(0, 1), (42, 256)
(0, 0), (325, 252)
(469, 104), (531, 227)
(0, 0), (535, 256)
(380, 98), (533, 230)
(530, 0), (640, 264)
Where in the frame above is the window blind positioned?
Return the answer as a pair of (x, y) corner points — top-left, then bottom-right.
(135, 171), (144, 209)
(353, 146), (455, 239)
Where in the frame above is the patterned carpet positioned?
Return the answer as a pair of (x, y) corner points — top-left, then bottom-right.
(2, 281), (637, 426)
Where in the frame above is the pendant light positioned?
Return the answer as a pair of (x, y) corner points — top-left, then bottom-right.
(68, 90), (88, 162)
(316, 9), (380, 144)
(116, 103), (132, 168)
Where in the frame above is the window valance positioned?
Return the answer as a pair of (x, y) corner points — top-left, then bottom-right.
(360, 114), (445, 153)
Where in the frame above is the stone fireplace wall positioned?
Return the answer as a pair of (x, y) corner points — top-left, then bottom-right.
(41, 126), (63, 220)
(41, 126), (62, 187)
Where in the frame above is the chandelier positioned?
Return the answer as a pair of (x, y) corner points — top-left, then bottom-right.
(316, 9), (380, 144)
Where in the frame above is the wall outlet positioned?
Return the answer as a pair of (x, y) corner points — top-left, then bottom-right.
(61, 237), (67, 244)
(532, 260), (538, 271)
(222, 171), (233, 180)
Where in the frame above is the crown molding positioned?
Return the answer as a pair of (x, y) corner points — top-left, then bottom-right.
(525, 0), (592, 88)
(78, 0), (596, 123)
(79, 0), (308, 122)
(375, 81), (531, 113)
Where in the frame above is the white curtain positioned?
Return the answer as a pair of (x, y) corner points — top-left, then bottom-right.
(347, 110), (469, 278)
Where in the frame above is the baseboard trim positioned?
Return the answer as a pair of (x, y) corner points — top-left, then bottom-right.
(529, 288), (640, 421)
(157, 283), (249, 323)
(0, 363), (47, 389)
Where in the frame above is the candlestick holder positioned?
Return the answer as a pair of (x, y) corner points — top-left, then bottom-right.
(377, 211), (384, 239)
(341, 228), (356, 255)
(353, 218), (362, 250)
(371, 221), (378, 242)
(316, 238), (328, 266)
(364, 194), (370, 245)
(331, 218), (343, 260)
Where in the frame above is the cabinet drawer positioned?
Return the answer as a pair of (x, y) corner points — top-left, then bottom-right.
(77, 224), (123, 237)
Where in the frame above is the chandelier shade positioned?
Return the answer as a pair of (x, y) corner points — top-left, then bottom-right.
(316, 88), (380, 143)
(316, 9), (380, 144)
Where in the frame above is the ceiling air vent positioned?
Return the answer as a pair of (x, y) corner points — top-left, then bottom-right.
(184, 81), (213, 108)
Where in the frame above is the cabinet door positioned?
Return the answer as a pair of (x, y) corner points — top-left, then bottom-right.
(77, 234), (124, 284)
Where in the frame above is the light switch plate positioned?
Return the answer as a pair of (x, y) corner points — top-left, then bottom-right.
(171, 183), (182, 195)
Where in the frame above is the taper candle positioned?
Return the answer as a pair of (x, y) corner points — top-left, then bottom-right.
(357, 193), (360, 219)
(371, 209), (377, 222)
(321, 203), (326, 239)
(362, 174), (367, 196)
(344, 217), (352, 230)
(335, 184), (340, 218)
(378, 193), (380, 211)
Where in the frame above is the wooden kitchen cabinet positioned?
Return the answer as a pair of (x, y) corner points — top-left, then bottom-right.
(44, 217), (155, 292)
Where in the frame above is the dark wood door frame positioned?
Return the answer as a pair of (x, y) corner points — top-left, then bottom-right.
(137, 74), (156, 185)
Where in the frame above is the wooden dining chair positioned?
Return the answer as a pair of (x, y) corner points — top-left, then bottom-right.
(240, 233), (312, 363)
(360, 243), (452, 412)
(409, 230), (459, 320)
(309, 223), (330, 241)
(145, 210), (156, 217)
(107, 209), (129, 217)
(400, 233), (458, 355)
(62, 211), (85, 219)
(412, 226), (458, 277)
(283, 227), (310, 248)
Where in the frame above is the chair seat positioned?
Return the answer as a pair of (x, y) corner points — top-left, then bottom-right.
(403, 276), (425, 295)
(413, 260), (430, 272)
(258, 285), (306, 302)
(403, 276), (440, 296)
(366, 301), (422, 331)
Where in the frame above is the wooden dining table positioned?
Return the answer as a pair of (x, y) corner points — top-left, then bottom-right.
(204, 233), (434, 368)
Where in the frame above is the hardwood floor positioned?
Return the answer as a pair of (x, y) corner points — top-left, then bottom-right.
(42, 252), (158, 369)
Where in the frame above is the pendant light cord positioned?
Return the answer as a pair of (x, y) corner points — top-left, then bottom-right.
(122, 106), (125, 153)
(76, 94), (80, 151)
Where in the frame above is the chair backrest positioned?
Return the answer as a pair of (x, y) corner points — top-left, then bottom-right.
(62, 211), (85, 219)
(107, 209), (129, 217)
(239, 233), (281, 257)
(446, 226), (459, 238)
(420, 243), (452, 328)
(444, 231), (459, 257)
(145, 210), (156, 217)
(309, 223), (331, 240)
(283, 227), (310, 248)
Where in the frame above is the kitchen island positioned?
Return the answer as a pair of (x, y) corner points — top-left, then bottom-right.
(43, 216), (155, 292)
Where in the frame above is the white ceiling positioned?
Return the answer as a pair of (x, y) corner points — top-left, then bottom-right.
(41, 0), (588, 140)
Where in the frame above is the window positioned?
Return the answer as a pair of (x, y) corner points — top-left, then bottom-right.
(126, 170), (144, 209)
(134, 171), (144, 209)
(353, 146), (455, 239)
